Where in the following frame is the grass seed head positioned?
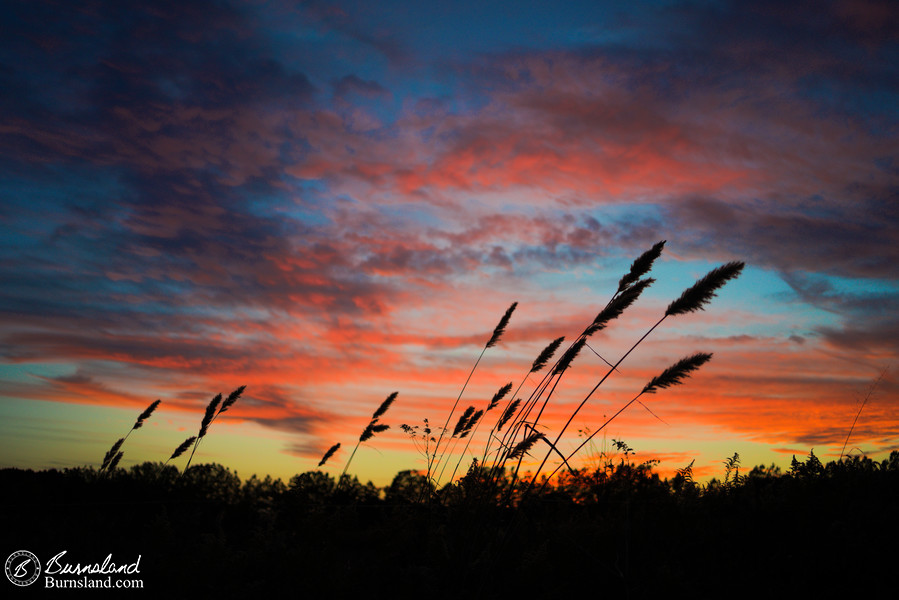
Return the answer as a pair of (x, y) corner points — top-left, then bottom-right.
(618, 240), (666, 292)
(360, 422), (390, 443)
(200, 393), (222, 438)
(498, 398), (521, 432)
(133, 399), (161, 430)
(553, 337), (587, 375)
(107, 451), (124, 472)
(665, 261), (745, 316)
(372, 391), (399, 420)
(318, 443), (341, 467)
(459, 409), (483, 438)
(642, 353), (713, 394)
(530, 336), (565, 373)
(486, 302), (518, 349)
(218, 385), (246, 415)
(509, 432), (544, 460)
(453, 406), (476, 437)
(585, 278), (654, 337)
(169, 436), (197, 461)
(488, 383), (513, 411)
(101, 438), (125, 470)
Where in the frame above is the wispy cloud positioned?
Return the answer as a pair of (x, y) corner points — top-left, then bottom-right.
(0, 0), (896, 480)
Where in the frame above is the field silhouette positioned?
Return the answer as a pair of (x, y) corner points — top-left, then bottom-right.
(4, 242), (896, 597)
(3, 451), (898, 597)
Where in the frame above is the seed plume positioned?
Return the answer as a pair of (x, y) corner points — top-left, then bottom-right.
(585, 278), (654, 337)
(459, 410), (483, 438)
(101, 438), (125, 471)
(553, 337), (587, 375)
(360, 422), (390, 443)
(618, 240), (666, 292)
(372, 391), (399, 420)
(498, 399), (521, 432)
(199, 393), (222, 438)
(169, 436), (197, 461)
(510, 432), (544, 460)
(318, 443), (341, 467)
(488, 383), (513, 411)
(133, 399), (161, 430)
(665, 262), (745, 316)
(530, 336), (565, 373)
(486, 302), (518, 349)
(218, 385), (246, 415)
(453, 406), (476, 438)
(642, 353), (713, 394)
(107, 451), (124, 472)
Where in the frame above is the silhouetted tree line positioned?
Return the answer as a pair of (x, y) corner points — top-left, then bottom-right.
(2, 450), (897, 598)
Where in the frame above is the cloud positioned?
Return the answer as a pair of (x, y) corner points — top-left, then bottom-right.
(0, 0), (896, 478)
(778, 271), (899, 354)
(0, 0), (314, 182)
(333, 74), (389, 100)
(665, 196), (899, 281)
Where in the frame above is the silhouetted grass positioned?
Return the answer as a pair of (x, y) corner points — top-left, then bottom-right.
(37, 242), (899, 597)
(99, 398), (161, 474)
(182, 385), (246, 473)
(338, 391), (399, 488)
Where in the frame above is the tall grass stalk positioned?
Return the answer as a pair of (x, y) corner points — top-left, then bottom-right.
(480, 336), (564, 467)
(318, 443), (341, 467)
(166, 436), (196, 466)
(446, 381), (513, 484)
(339, 392), (398, 488)
(495, 241), (666, 465)
(184, 385), (246, 473)
(526, 261), (743, 492)
(498, 267), (661, 489)
(99, 399), (161, 474)
(540, 352), (713, 488)
(428, 302), (517, 488)
(447, 242), (664, 499)
(839, 367), (889, 460)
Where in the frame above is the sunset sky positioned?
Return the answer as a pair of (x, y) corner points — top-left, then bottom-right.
(1, 0), (897, 486)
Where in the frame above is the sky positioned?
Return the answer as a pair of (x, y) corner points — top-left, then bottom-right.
(1, 0), (897, 486)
